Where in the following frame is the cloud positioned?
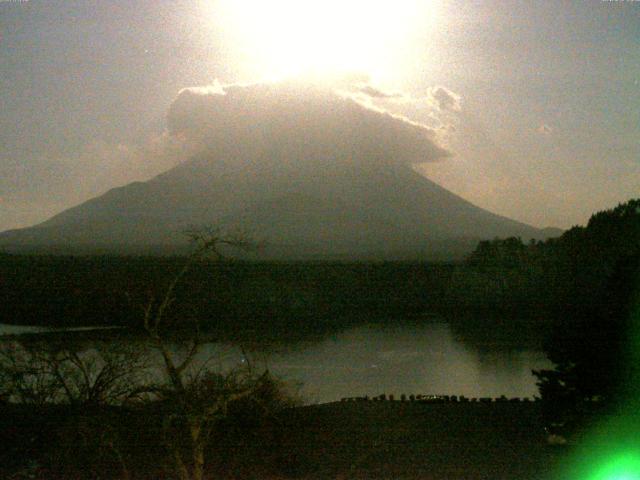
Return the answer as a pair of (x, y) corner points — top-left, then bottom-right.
(182, 79), (226, 96)
(427, 86), (462, 112)
(537, 123), (553, 135)
(1, 78), (462, 233)
(333, 81), (462, 149)
(167, 79), (451, 168)
(356, 84), (404, 99)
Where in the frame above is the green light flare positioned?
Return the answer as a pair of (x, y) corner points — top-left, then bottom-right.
(558, 273), (640, 480)
(587, 452), (640, 480)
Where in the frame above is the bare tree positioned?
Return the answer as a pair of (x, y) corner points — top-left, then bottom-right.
(0, 338), (149, 479)
(0, 337), (149, 406)
(139, 228), (272, 480)
(0, 229), (288, 480)
(0, 339), (61, 405)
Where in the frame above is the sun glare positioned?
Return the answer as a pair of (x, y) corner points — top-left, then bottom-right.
(210, 0), (438, 81)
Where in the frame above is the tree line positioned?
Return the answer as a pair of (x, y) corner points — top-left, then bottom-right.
(453, 199), (640, 438)
(446, 199), (639, 317)
(0, 254), (454, 341)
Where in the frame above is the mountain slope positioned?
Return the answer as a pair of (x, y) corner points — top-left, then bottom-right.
(0, 81), (560, 259)
(0, 158), (555, 259)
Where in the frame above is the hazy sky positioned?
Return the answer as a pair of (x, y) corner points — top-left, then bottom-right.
(1, 0), (638, 231)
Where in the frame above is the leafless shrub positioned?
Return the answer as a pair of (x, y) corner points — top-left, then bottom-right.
(0, 338), (150, 406)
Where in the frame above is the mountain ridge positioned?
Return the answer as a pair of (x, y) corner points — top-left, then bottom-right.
(0, 81), (562, 259)
(0, 160), (560, 260)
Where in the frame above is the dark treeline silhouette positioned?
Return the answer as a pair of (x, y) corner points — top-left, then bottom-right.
(532, 251), (640, 437)
(0, 255), (454, 341)
(2, 199), (638, 345)
(451, 198), (640, 436)
(455, 199), (640, 446)
(447, 198), (640, 320)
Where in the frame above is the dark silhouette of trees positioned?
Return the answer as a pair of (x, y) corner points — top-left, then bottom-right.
(0, 338), (149, 406)
(453, 198), (640, 317)
(134, 228), (288, 480)
(532, 252), (640, 436)
(454, 198), (640, 437)
(0, 228), (298, 480)
(466, 236), (529, 271)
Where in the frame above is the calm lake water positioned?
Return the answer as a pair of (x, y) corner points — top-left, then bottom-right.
(0, 322), (550, 404)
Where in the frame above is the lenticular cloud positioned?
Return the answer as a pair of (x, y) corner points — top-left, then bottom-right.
(167, 80), (450, 171)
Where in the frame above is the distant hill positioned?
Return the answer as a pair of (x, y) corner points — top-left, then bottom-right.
(0, 82), (560, 260)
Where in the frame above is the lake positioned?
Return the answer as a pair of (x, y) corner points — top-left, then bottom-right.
(0, 321), (551, 404)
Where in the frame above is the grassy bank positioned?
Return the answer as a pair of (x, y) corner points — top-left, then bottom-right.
(275, 401), (562, 480)
(0, 400), (567, 479)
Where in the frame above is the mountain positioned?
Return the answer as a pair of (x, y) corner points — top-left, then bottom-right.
(0, 82), (560, 259)
(0, 159), (558, 259)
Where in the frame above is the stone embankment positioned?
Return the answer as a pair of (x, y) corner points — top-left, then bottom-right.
(340, 394), (536, 403)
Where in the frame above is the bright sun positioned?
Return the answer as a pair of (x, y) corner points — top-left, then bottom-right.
(210, 0), (438, 81)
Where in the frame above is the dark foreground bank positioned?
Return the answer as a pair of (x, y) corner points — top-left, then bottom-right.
(1, 400), (568, 480)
